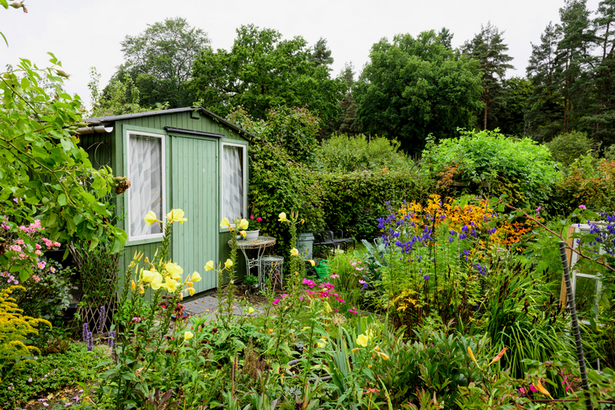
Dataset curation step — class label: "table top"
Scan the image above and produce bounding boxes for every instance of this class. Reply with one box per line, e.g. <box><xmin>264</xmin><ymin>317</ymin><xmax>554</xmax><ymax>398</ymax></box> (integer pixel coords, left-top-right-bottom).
<box><xmin>228</xmin><ymin>236</ymin><xmax>276</xmax><ymax>249</ymax></box>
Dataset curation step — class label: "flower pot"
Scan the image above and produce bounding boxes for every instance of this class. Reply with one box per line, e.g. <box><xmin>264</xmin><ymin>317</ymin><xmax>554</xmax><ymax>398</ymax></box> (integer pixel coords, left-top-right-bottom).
<box><xmin>297</xmin><ymin>232</ymin><xmax>315</xmax><ymax>259</ymax></box>
<box><xmin>244</xmin><ymin>230</ymin><xmax>259</xmax><ymax>241</ymax></box>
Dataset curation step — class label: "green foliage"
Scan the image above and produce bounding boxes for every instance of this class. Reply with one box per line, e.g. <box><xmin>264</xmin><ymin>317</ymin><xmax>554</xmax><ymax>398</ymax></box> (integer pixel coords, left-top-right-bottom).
<box><xmin>547</xmin><ymin>130</ymin><xmax>594</xmax><ymax>166</ymax></box>
<box><xmin>191</xmin><ymin>24</ymin><xmax>346</xmax><ymax>124</ymax></box>
<box><xmin>0</xmin><ymin>285</ymin><xmax>51</xmax><ymax>381</ymax></box>
<box><xmin>491</xmin><ymin>76</ymin><xmax>534</xmax><ymax>137</ymax></box>
<box><xmin>87</xmin><ymin>67</ymin><xmax>169</xmax><ymax>117</ymax></box>
<box><xmin>462</xmin><ymin>22</ymin><xmax>514</xmax><ymax>131</ymax></box>
<box><xmin>113</xmin><ymin>17</ymin><xmax>210</xmax><ymax>109</ymax></box>
<box><xmin>552</xmin><ymin>154</ymin><xmax>615</xmax><ymax>213</ymax></box>
<box><xmin>0</xmin><ymin>57</ymin><xmax>127</xmax><ymax>280</ymax></box>
<box><xmin>422</xmin><ymin>129</ymin><xmax>560</xmax><ymax>207</ymax></box>
<box><xmin>0</xmin><ymin>342</ymin><xmax>109</xmax><ymax>409</ymax></box>
<box><xmin>315</xmin><ymin>133</ymin><xmax>412</xmax><ymax>172</ymax></box>
<box><xmin>354</xmin><ymin>30</ymin><xmax>484</xmax><ymax>154</ymax></box>
<box><xmin>247</xmin><ymin>139</ymin><xmax>324</xmax><ymax>253</ymax></box>
<box><xmin>13</xmin><ymin>259</ymin><xmax>75</xmax><ymax>327</ymax></box>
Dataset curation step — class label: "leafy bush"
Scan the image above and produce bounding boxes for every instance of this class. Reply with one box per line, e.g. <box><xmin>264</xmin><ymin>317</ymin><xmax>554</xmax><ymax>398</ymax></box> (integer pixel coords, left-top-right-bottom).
<box><xmin>546</xmin><ymin>130</ymin><xmax>594</xmax><ymax>166</ymax></box>
<box><xmin>315</xmin><ymin>133</ymin><xmax>413</xmax><ymax>172</ymax></box>
<box><xmin>552</xmin><ymin>154</ymin><xmax>615</xmax><ymax>214</ymax></box>
<box><xmin>0</xmin><ymin>342</ymin><xmax>109</xmax><ymax>409</ymax></box>
<box><xmin>319</xmin><ymin>169</ymin><xmax>431</xmax><ymax>240</ymax></box>
<box><xmin>422</xmin><ymin>129</ymin><xmax>560</xmax><ymax>207</ymax></box>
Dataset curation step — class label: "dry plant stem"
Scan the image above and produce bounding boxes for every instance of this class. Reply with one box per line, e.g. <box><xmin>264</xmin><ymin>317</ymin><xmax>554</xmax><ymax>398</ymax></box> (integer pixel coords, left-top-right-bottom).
<box><xmin>505</xmin><ymin>203</ymin><xmax>615</xmax><ymax>275</ymax></box>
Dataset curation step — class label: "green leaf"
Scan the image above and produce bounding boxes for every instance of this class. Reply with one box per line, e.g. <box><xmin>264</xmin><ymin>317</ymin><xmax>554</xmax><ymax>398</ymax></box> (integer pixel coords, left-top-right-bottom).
<box><xmin>58</xmin><ymin>193</ymin><xmax>67</xmax><ymax>206</ymax></box>
<box><xmin>88</xmin><ymin>236</ymin><xmax>99</xmax><ymax>251</ymax></box>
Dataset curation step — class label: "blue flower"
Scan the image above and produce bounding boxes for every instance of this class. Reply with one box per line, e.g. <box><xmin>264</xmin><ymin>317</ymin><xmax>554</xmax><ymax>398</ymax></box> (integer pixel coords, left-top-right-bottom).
<box><xmin>424</xmin><ymin>275</ymin><xmax>430</xmax><ymax>281</ymax></box>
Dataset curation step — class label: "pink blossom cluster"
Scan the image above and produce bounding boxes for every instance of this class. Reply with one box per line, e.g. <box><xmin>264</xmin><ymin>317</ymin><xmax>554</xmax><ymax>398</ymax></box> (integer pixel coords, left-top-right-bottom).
<box><xmin>19</xmin><ymin>219</ymin><xmax>42</xmax><ymax>234</ymax></box>
<box><xmin>350</xmin><ymin>259</ymin><xmax>364</xmax><ymax>271</ymax></box>
<box><xmin>42</xmin><ymin>237</ymin><xmax>61</xmax><ymax>249</ymax></box>
<box><xmin>1</xmin><ymin>272</ymin><xmax>19</xmax><ymax>285</ymax></box>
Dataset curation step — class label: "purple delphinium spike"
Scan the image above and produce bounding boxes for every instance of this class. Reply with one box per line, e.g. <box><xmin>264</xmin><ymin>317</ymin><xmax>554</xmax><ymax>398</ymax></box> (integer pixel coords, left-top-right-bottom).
<box><xmin>98</xmin><ymin>305</ymin><xmax>106</xmax><ymax>334</ymax></box>
<box><xmin>86</xmin><ymin>331</ymin><xmax>93</xmax><ymax>351</ymax></box>
<box><xmin>82</xmin><ymin>323</ymin><xmax>89</xmax><ymax>342</ymax></box>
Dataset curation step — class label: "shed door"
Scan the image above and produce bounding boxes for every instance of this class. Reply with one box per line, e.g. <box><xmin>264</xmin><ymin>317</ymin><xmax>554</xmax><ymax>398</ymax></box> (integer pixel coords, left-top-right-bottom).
<box><xmin>170</xmin><ymin>135</ymin><xmax>218</xmax><ymax>293</ymax></box>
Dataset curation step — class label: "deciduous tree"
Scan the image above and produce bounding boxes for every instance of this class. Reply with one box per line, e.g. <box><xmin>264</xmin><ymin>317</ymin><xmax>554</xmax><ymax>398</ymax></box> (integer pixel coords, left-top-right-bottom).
<box><xmin>354</xmin><ymin>30</ymin><xmax>483</xmax><ymax>154</ymax></box>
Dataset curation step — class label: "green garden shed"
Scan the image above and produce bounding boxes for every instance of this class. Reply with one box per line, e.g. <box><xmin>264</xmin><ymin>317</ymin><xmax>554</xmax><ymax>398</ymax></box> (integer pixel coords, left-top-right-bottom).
<box><xmin>79</xmin><ymin>107</ymin><xmax>252</xmax><ymax>294</ymax></box>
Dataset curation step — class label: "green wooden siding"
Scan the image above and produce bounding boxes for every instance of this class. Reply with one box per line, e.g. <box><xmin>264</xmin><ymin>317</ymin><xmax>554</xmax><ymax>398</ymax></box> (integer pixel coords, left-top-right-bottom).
<box><xmin>169</xmin><ymin>134</ymin><xmax>219</xmax><ymax>292</ymax></box>
<box><xmin>79</xmin><ymin>109</ymin><xmax>249</xmax><ymax>295</ymax></box>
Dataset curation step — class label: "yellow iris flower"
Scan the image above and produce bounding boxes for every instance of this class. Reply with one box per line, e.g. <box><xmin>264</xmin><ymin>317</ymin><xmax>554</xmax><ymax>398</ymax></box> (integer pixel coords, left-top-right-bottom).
<box><xmin>144</xmin><ymin>211</ymin><xmax>158</xmax><ymax>226</ymax></box>
<box><xmin>205</xmin><ymin>260</ymin><xmax>215</xmax><ymax>271</ymax></box>
<box><xmin>166</xmin><ymin>209</ymin><xmax>187</xmax><ymax>224</ymax></box>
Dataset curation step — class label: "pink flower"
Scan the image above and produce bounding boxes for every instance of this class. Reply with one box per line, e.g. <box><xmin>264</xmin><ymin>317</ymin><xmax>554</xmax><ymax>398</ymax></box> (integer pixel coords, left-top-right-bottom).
<box><xmin>358</xmin><ymin>280</ymin><xmax>366</xmax><ymax>284</ymax></box>
<box><xmin>536</xmin><ymin>206</ymin><xmax>541</xmax><ymax>212</ymax></box>
<box><xmin>35</xmin><ymin>250</ymin><xmax>42</xmax><ymax>255</ymax></box>
<box><xmin>529</xmin><ymin>384</ymin><xmax>537</xmax><ymax>393</ymax></box>
<box><xmin>331</xmin><ymin>274</ymin><xmax>339</xmax><ymax>279</ymax></box>
<box><xmin>349</xmin><ymin>307</ymin><xmax>358</xmax><ymax>314</ymax></box>
<box><xmin>38</xmin><ymin>261</ymin><xmax>46</xmax><ymax>269</ymax></box>
<box><xmin>579</xmin><ymin>204</ymin><xmax>586</xmax><ymax>210</ymax></box>
<box><xmin>250</xmin><ymin>215</ymin><xmax>255</xmax><ymax>219</ymax></box>
<box><xmin>256</xmin><ymin>217</ymin><xmax>263</xmax><ymax>222</ymax></box>
<box><xmin>272</xmin><ymin>298</ymin><xmax>280</xmax><ymax>305</ymax></box>
<box><xmin>519</xmin><ymin>388</ymin><xmax>525</xmax><ymax>394</ymax></box>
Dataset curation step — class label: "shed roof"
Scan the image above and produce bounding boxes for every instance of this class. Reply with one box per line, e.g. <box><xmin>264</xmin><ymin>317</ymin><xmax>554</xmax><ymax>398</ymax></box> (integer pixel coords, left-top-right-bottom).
<box><xmin>85</xmin><ymin>106</ymin><xmax>254</xmax><ymax>140</ymax></box>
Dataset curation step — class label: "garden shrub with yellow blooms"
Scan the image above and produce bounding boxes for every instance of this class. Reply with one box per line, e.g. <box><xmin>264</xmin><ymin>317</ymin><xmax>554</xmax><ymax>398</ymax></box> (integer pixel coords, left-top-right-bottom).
<box><xmin>0</xmin><ymin>284</ymin><xmax>51</xmax><ymax>381</ymax></box>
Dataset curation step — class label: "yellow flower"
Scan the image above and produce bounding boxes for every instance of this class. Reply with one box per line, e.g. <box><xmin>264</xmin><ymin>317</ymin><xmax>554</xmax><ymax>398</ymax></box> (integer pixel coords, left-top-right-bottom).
<box><xmin>166</xmin><ymin>209</ymin><xmax>187</xmax><ymax>224</ymax></box>
<box><xmin>220</xmin><ymin>218</ymin><xmax>231</xmax><ymax>228</ymax></box>
<box><xmin>138</xmin><ymin>284</ymin><xmax>145</xmax><ymax>294</ymax></box>
<box><xmin>144</xmin><ymin>211</ymin><xmax>158</xmax><ymax>226</ymax></box>
<box><xmin>165</xmin><ymin>262</ymin><xmax>184</xmax><ymax>280</ymax></box>
<box><xmin>378</xmin><ymin>351</ymin><xmax>389</xmax><ymax>360</ymax></box>
<box><xmin>240</xmin><ymin>230</ymin><xmax>247</xmax><ymax>238</ymax></box>
<box><xmin>188</xmin><ymin>287</ymin><xmax>195</xmax><ymax>296</ymax></box>
<box><xmin>290</xmin><ymin>248</ymin><xmax>299</xmax><ymax>257</ymax></box>
<box><xmin>278</xmin><ymin>212</ymin><xmax>288</xmax><ymax>222</ymax></box>
<box><xmin>224</xmin><ymin>259</ymin><xmax>233</xmax><ymax>270</ymax></box>
<box><xmin>356</xmin><ymin>333</ymin><xmax>369</xmax><ymax>347</ymax></box>
<box><xmin>130</xmin><ymin>280</ymin><xmax>136</xmax><ymax>291</ymax></box>
<box><xmin>308</xmin><ymin>260</ymin><xmax>315</xmax><ymax>267</ymax></box>
<box><xmin>150</xmin><ymin>273</ymin><xmax>163</xmax><ymax>290</ymax></box>
<box><xmin>190</xmin><ymin>271</ymin><xmax>201</xmax><ymax>283</ymax></box>
<box><xmin>205</xmin><ymin>260</ymin><xmax>215</xmax><ymax>271</ymax></box>
<box><xmin>239</xmin><ymin>218</ymin><xmax>249</xmax><ymax>230</ymax></box>
<box><xmin>162</xmin><ymin>278</ymin><xmax>178</xmax><ymax>293</ymax></box>
<box><xmin>323</xmin><ymin>301</ymin><xmax>332</xmax><ymax>314</ymax></box>
<box><xmin>141</xmin><ymin>269</ymin><xmax>155</xmax><ymax>282</ymax></box>
<box><xmin>184</xmin><ymin>331</ymin><xmax>194</xmax><ymax>340</ymax></box>
<box><xmin>316</xmin><ymin>339</ymin><xmax>326</xmax><ymax>349</ymax></box>
<box><xmin>245</xmin><ymin>307</ymin><xmax>255</xmax><ymax>315</ymax></box>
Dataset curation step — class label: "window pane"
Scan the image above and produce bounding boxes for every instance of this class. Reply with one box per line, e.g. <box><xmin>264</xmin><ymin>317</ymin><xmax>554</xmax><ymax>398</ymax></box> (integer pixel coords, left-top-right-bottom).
<box><xmin>222</xmin><ymin>145</ymin><xmax>244</xmax><ymax>223</ymax></box>
<box><xmin>129</xmin><ymin>134</ymin><xmax>163</xmax><ymax>237</ymax></box>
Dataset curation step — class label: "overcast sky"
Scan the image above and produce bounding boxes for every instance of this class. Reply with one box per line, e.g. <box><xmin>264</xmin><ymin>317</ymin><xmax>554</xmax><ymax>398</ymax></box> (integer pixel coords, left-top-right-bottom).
<box><xmin>1</xmin><ymin>0</ymin><xmax>603</xmax><ymax>110</ymax></box>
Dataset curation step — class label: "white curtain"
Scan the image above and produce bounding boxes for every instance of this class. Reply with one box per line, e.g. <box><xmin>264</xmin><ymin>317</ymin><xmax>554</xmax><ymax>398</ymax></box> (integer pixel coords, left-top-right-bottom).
<box><xmin>129</xmin><ymin>135</ymin><xmax>163</xmax><ymax>237</ymax></box>
<box><xmin>222</xmin><ymin>145</ymin><xmax>244</xmax><ymax>222</ymax></box>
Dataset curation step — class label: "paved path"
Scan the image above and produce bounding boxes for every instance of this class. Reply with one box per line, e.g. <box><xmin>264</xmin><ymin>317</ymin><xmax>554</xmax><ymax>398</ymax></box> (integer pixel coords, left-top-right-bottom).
<box><xmin>183</xmin><ymin>292</ymin><xmax>264</xmax><ymax>321</ymax></box>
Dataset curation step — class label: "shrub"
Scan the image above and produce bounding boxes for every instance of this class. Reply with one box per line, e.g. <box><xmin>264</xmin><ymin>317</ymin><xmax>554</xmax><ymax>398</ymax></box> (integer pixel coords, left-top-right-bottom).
<box><xmin>552</xmin><ymin>154</ymin><xmax>615</xmax><ymax>214</ymax></box>
<box><xmin>315</xmin><ymin>133</ymin><xmax>413</xmax><ymax>172</ymax></box>
<box><xmin>546</xmin><ymin>130</ymin><xmax>594</xmax><ymax>166</ymax></box>
<box><xmin>422</xmin><ymin>129</ymin><xmax>560</xmax><ymax>208</ymax></box>
<box><xmin>0</xmin><ymin>285</ymin><xmax>51</xmax><ymax>380</ymax></box>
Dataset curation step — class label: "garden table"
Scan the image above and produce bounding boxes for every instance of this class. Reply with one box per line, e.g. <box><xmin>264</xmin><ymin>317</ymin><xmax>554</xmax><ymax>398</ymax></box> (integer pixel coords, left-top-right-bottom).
<box><xmin>228</xmin><ymin>236</ymin><xmax>276</xmax><ymax>281</ymax></box>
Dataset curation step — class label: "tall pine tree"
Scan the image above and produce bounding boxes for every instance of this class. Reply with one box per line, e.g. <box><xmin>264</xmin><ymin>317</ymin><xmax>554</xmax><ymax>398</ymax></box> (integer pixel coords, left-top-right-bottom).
<box><xmin>462</xmin><ymin>22</ymin><xmax>514</xmax><ymax>130</ymax></box>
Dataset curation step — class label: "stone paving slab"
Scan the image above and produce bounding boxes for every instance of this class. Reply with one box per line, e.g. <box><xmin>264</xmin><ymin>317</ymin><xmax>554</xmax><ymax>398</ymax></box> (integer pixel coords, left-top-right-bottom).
<box><xmin>183</xmin><ymin>293</ymin><xmax>264</xmax><ymax>322</ymax></box>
